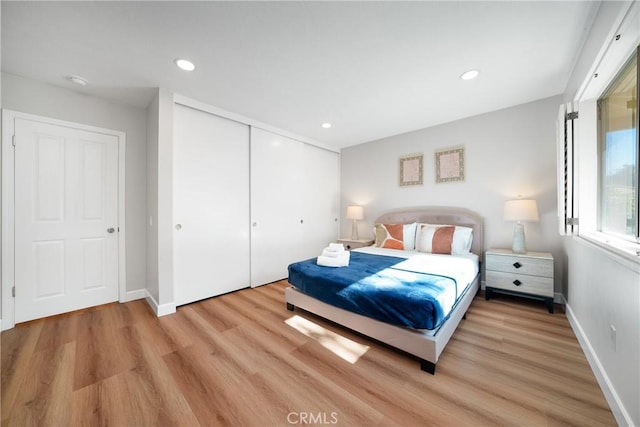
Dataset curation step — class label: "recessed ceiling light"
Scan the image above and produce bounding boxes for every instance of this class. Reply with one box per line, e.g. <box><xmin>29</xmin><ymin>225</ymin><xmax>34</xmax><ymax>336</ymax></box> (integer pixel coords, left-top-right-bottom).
<box><xmin>321</xmin><ymin>123</ymin><xmax>332</xmax><ymax>129</ymax></box>
<box><xmin>174</xmin><ymin>59</ymin><xmax>195</xmax><ymax>71</ymax></box>
<box><xmin>460</xmin><ymin>69</ymin><xmax>480</xmax><ymax>80</ymax></box>
<box><xmin>66</xmin><ymin>75</ymin><xmax>88</xmax><ymax>86</ymax></box>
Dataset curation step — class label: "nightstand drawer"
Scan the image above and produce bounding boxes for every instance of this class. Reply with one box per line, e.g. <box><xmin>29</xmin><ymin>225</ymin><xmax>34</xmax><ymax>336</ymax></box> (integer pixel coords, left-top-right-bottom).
<box><xmin>486</xmin><ymin>271</ymin><xmax>553</xmax><ymax>297</ymax></box>
<box><xmin>485</xmin><ymin>253</ymin><xmax>552</xmax><ymax>278</ymax></box>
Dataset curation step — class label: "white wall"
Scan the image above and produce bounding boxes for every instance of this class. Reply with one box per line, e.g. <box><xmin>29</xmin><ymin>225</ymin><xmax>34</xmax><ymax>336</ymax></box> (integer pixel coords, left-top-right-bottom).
<box><xmin>565</xmin><ymin>239</ymin><xmax>639</xmax><ymax>425</ymax></box>
<box><xmin>559</xmin><ymin>2</ymin><xmax>640</xmax><ymax>425</ymax></box>
<box><xmin>157</xmin><ymin>90</ymin><xmax>174</xmax><ymax>309</ymax></box>
<box><xmin>1</xmin><ymin>73</ymin><xmax>148</xmax><ymax>294</ymax></box>
<box><xmin>341</xmin><ymin>95</ymin><xmax>565</xmax><ymax>293</ymax></box>
<box><xmin>146</xmin><ymin>91</ymin><xmax>160</xmax><ymax>302</ymax></box>
<box><xmin>144</xmin><ymin>89</ymin><xmax>175</xmax><ymax>315</ymax></box>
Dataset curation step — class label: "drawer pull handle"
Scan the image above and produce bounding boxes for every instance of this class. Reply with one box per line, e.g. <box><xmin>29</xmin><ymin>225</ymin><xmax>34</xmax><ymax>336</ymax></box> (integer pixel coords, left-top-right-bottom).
<box><xmin>513</xmin><ymin>279</ymin><xmax>522</xmax><ymax>286</ymax></box>
<box><xmin>513</xmin><ymin>262</ymin><xmax>522</xmax><ymax>269</ymax></box>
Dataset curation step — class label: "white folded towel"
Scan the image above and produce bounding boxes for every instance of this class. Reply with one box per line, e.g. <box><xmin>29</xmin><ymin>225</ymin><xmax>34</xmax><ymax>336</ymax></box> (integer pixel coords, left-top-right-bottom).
<box><xmin>317</xmin><ymin>251</ymin><xmax>350</xmax><ymax>267</ymax></box>
<box><xmin>327</xmin><ymin>243</ymin><xmax>345</xmax><ymax>252</ymax></box>
<box><xmin>321</xmin><ymin>248</ymin><xmax>342</xmax><ymax>257</ymax></box>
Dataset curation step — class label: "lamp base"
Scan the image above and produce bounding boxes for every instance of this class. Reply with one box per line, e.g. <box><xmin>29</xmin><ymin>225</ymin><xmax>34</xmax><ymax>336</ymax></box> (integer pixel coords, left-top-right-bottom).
<box><xmin>512</xmin><ymin>223</ymin><xmax>526</xmax><ymax>254</ymax></box>
<box><xmin>351</xmin><ymin>220</ymin><xmax>359</xmax><ymax>240</ymax></box>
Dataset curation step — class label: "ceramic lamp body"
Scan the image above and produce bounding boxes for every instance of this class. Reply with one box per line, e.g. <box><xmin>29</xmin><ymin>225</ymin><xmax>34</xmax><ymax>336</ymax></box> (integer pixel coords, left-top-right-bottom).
<box><xmin>512</xmin><ymin>222</ymin><xmax>527</xmax><ymax>253</ymax></box>
<box><xmin>504</xmin><ymin>199</ymin><xmax>538</xmax><ymax>254</ymax></box>
<box><xmin>351</xmin><ymin>220</ymin><xmax>359</xmax><ymax>240</ymax></box>
<box><xmin>346</xmin><ymin>205</ymin><xmax>364</xmax><ymax>240</ymax></box>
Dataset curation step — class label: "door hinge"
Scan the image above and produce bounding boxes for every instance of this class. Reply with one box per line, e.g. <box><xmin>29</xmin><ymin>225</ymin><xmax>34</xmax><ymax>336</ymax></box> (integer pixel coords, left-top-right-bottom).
<box><xmin>12</xmin><ymin>135</ymin><xmax>16</xmax><ymax>147</ymax></box>
<box><xmin>12</xmin><ymin>286</ymin><xmax>15</xmax><ymax>298</ymax></box>
<box><xmin>566</xmin><ymin>218</ymin><xmax>579</xmax><ymax>226</ymax></box>
<box><xmin>566</xmin><ymin>112</ymin><xmax>579</xmax><ymax>121</ymax></box>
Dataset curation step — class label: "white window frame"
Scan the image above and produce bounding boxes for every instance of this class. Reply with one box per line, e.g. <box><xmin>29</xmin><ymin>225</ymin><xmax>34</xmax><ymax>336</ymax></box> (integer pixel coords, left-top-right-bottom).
<box><xmin>563</xmin><ymin>1</ymin><xmax>640</xmax><ymax>271</ymax></box>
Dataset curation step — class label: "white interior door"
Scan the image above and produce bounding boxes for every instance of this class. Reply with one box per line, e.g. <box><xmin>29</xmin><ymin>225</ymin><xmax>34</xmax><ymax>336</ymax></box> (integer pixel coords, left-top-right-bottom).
<box><xmin>14</xmin><ymin>118</ymin><xmax>119</xmax><ymax>323</ymax></box>
<box><xmin>250</xmin><ymin>127</ymin><xmax>305</xmax><ymax>287</ymax></box>
<box><xmin>173</xmin><ymin>105</ymin><xmax>250</xmax><ymax>306</ymax></box>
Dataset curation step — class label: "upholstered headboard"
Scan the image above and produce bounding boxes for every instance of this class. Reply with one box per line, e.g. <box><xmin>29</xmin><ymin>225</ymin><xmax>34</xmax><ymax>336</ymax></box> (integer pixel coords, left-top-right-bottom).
<box><xmin>374</xmin><ymin>206</ymin><xmax>484</xmax><ymax>258</ymax></box>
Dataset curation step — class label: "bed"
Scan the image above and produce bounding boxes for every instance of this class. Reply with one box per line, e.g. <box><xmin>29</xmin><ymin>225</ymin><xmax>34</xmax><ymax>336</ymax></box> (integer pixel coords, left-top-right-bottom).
<box><xmin>285</xmin><ymin>207</ymin><xmax>483</xmax><ymax>374</ymax></box>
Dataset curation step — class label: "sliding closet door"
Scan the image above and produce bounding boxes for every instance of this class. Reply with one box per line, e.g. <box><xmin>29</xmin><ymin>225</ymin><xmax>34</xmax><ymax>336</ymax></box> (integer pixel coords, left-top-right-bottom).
<box><xmin>299</xmin><ymin>144</ymin><xmax>339</xmax><ymax>259</ymax></box>
<box><xmin>250</xmin><ymin>128</ymin><xmax>305</xmax><ymax>287</ymax></box>
<box><xmin>173</xmin><ymin>105</ymin><xmax>250</xmax><ymax>305</ymax></box>
<box><xmin>250</xmin><ymin>128</ymin><xmax>339</xmax><ymax>287</ymax></box>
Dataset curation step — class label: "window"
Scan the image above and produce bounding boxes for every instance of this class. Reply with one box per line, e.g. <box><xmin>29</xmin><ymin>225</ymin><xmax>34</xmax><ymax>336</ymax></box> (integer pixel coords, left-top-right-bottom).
<box><xmin>597</xmin><ymin>46</ymin><xmax>639</xmax><ymax>243</ymax></box>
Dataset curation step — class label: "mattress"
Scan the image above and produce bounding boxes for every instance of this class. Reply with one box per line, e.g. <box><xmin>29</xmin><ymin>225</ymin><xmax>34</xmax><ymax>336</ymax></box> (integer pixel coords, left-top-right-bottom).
<box><xmin>287</xmin><ymin>248</ymin><xmax>479</xmax><ymax>330</ymax></box>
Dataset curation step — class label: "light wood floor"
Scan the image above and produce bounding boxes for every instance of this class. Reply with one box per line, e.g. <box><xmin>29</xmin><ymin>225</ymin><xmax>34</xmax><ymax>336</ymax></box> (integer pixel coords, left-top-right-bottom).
<box><xmin>2</xmin><ymin>281</ymin><xmax>615</xmax><ymax>426</ymax></box>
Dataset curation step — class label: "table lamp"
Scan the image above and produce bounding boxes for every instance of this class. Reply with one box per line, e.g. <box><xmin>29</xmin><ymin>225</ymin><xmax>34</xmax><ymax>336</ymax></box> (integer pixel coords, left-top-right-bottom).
<box><xmin>504</xmin><ymin>199</ymin><xmax>539</xmax><ymax>254</ymax></box>
<box><xmin>346</xmin><ymin>205</ymin><xmax>364</xmax><ymax>240</ymax></box>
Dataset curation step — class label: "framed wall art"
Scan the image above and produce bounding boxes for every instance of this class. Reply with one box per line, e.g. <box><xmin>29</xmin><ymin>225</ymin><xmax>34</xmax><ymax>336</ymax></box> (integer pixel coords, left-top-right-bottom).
<box><xmin>435</xmin><ymin>146</ymin><xmax>465</xmax><ymax>183</ymax></box>
<box><xmin>399</xmin><ymin>153</ymin><xmax>423</xmax><ymax>186</ymax></box>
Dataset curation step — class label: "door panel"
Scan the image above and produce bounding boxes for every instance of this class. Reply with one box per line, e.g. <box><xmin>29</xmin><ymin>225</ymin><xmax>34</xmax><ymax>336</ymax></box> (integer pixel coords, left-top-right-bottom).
<box><xmin>301</xmin><ymin>144</ymin><xmax>339</xmax><ymax>259</ymax></box>
<box><xmin>250</xmin><ymin>128</ymin><xmax>305</xmax><ymax>287</ymax></box>
<box><xmin>250</xmin><ymin>128</ymin><xmax>339</xmax><ymax>287</ymax></box>
<box><xmin>14</xmin><ymin>118</ymin><xmax>119</xmax><ymax>323</ymax></box>
<box><xmin>173</xmin><ymin>105</ymin><xmax>250</xmax><ymax>306</ymax></box>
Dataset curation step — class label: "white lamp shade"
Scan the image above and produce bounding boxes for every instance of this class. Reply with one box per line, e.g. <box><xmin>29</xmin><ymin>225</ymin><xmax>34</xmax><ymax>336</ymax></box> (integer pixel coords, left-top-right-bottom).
<box><xmin>346</xmin><ymin>205</ymin><xmax>364</xmax><ymax>220</ymax></box>
<box><xmin>504</xmin><ymin>199</ymin><xmax>539</xmax><ymax>222</ymax></box>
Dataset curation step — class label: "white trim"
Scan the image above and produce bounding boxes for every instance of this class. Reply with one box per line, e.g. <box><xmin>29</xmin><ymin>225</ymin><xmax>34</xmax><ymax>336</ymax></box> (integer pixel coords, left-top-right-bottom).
<box><xmin>2</xmin><ymin>111</ymin><xmax>17</xmax><ymax>330</ymax></box>
<box><xmin>118</xmin><ymin>126</ymin><xmax>128</xmax><ymax>303</ymax></box>
<box><xmin>123</xmin><ymin>289</ymin><xmax>146</xmax><ymax>303</ymax></box>
<box><xmin>173</xmin><ymin>94</ymin><xmax>339</xmax><ymax>154</ymax></box>
<box><xmin>144</xmin><ymin>290</ymin><xmax>176</xmax><ymax>317</ymax></box>
<box><xmin>565</xmin><ymin>303</ymin><xmax>634</xmax><ymax>427</ymax></box>
<box><xmin>574</xmin><ymin>1</ymin><xmax>638</xmax><ymax>102</ymax></box>
<box><xmin>1</xmin><ymin>109</ymin><xmax>127</xmax><ymax>329</ymax></box>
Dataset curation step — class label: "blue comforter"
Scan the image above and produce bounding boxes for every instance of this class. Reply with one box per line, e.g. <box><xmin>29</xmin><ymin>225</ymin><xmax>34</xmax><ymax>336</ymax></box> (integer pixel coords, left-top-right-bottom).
<box><xmin>287</xmin><ymin>251</ymin><xmax>459</xmax><ymax>330</ymax></box>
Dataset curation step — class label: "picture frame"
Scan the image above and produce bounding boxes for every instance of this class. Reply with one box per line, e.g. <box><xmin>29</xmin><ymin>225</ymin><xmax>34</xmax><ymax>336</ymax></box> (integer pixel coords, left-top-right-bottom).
<box><xmin>399</xmin><ymin>153</ymin><xmax>423</xmax><ymax>186</ymax></box>
<box><xmin>435</xmin><ymin>146</ymin><xmax>465</xmax><ymax>183</ymax></box>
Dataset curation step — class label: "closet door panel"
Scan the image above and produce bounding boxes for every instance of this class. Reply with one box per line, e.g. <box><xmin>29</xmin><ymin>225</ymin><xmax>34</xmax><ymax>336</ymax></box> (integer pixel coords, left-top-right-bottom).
<box><xmin>250</xmin><ymin>128</ymin><xmax>304</xmax><ymax>287</ymax></box>
<box><xmin>173</xmin><ymin>105</ymin><xmax>249</xmax><ymax>305</ymax></box>
<box><xmin>300</xmin><ymin>144</ymin><xmax>339</xmax><ymax>259</ymax></box>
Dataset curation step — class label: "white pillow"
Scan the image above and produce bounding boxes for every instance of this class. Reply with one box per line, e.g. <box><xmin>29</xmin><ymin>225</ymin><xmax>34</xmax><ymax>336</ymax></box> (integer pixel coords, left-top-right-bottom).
<box><xmin>416</xmin><ymin>223</ymin><xmax>473</xmax><ymax>255</ymax></box>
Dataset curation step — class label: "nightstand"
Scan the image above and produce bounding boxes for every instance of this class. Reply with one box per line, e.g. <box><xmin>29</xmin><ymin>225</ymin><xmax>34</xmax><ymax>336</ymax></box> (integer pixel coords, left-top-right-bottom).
<box><xmin>485</xmin><ymin>248</ymin><xmax>554</xmax><ymax>313</ymax></box>
<box><xmin>336</xmin><ymin>238</ymin><xmax>374</xmax><ymax>251</ymax></box>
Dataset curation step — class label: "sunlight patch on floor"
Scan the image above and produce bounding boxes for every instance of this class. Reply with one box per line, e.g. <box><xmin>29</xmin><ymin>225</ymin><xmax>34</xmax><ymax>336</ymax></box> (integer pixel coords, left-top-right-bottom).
<box><xmin>285</xmin><ymin>315</ymin><xmax>369</xmax><ymax>364</ymax></box>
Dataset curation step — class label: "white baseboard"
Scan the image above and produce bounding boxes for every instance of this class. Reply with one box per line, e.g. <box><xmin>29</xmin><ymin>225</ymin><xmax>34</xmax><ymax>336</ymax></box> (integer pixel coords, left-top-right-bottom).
<box><xmin>144</xmin><ymin>290</ymin><xmax>176</xmax><ymax>317</ymax></box>
<box><xmin>565</xmin><ymin>303</ymin><xmax>633</xmax><ymax>427</ymax></box>
<box><xmin>121</xmin><ymin>288</ymin><xmax>146</xmax><ymax>303</ymax></box>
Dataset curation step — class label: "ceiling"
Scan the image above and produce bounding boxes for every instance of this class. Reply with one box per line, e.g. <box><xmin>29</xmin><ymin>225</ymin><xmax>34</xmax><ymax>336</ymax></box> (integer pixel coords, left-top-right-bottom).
<box><xmin>1</xmin><ymin>1</ymin><xmax>598</xmax><ymax>149</ymax></box>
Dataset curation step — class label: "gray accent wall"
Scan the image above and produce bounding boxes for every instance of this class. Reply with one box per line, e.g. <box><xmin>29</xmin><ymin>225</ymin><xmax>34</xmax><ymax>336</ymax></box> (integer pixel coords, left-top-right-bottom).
<box><xmin>340</xmin><ymin>95</ymin><xmax>565</xmax><ymax>290</ymax></box>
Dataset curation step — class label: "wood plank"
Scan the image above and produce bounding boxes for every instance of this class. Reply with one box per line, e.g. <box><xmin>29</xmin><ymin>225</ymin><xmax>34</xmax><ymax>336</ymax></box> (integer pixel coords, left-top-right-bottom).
<box><xmin>0</xmin><ymin>281</ymin><xmax>616</xmax><ymax>426</ymax></box>
<box><xmin>1</xmin><ymin>320</ymin><xmax>44</xmax><ymax>420</ymax></box>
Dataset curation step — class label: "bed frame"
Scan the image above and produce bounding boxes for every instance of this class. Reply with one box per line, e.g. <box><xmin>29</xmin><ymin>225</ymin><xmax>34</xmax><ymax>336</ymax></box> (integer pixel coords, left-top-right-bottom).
<box><xmin>285</xmin><ymin>207</ymin><xmax>484</xmax><ymax>374</ymax></box>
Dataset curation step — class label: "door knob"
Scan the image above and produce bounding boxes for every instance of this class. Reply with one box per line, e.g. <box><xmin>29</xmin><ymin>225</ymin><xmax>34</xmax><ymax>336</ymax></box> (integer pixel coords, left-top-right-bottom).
<box><xmin>107</xmin><ymin>228</ymin><xmax>115</xmax><ymax>234</ymax></box>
